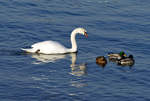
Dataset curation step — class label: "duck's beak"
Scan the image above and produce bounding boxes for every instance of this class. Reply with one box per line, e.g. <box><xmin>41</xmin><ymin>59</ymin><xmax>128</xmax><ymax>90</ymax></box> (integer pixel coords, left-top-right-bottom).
<box><xmin>84</xmin><ymin>32</ymin><xmax>88</xmax><ymax>38</ymax></box>
<box><xmin>124</xmin><ymin>54</ymin><xmax>127</xmax><ymax>57</ymax></box>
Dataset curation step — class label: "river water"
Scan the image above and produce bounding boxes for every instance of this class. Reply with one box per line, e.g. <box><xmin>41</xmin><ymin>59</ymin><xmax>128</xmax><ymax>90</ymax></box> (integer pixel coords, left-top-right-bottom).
<box><xmin>0</xmin><ymin>0</ymin><xmax>150</xmax><ymax>101</ymax></box>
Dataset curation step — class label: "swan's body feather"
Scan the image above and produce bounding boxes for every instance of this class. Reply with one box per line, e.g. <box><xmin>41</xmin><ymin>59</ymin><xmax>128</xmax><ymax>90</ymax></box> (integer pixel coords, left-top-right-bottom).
<box><xmin>21</xmin><ymin>28</ymin><xmax>87</xmax><ymax>54</ymax></box>
<box><xmin>22</xmin><ymin>41</ymin><xmax>69</xmax><ymax>54</ymax></box>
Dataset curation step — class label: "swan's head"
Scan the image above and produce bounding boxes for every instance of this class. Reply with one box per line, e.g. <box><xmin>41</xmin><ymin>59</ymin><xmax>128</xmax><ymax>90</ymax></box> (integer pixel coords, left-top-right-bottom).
<box><xmin>73</xmin><ymin>28</ymin><xmax>88</xmax><ymax>38</ymax></box>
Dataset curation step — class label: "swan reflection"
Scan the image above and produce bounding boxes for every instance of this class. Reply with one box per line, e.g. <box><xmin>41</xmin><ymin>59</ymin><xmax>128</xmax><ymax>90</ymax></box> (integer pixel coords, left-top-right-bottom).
<box><xmin>30</xmin><ymin>53</ymin><xmax>87</xmax><ymax>77</ymax></box>
<box><xmin>69</xmin><ymin>53</ymin><xmax>87</xmax><ymax>76</ymax></box>
<box><xmin>31</xmin><ymin>53</ymin><xmax>66</xmax><ymax>64</ymax></box>
<box><xmin>30</xmin><ymin>53</ymin><xmax>87</xmax><ymax>88</ymax></box>
<box><xmin>70</xmin><ymin>80</ymin><xmax>88</xmax><ymax>88</ymax></box>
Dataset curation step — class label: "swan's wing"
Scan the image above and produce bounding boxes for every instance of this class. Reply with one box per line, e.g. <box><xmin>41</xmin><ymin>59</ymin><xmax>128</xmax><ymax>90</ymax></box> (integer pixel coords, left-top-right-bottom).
<box><xmin>31</xmin><ymin>40</ymin><xmax>68</xmax><ymax>54</ymax></box>
<box><xmin>31</xmin><ymin>40</ymin><xmax>66</xmax><ymax>49</ymax></box>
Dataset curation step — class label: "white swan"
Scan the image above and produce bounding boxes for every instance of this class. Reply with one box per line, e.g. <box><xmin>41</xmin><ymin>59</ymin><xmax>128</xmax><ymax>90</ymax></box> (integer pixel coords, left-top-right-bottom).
<box><xmin>21</xmin><ymin>28</ymin><xmax>88</xmax><ymax>54</ymax></box>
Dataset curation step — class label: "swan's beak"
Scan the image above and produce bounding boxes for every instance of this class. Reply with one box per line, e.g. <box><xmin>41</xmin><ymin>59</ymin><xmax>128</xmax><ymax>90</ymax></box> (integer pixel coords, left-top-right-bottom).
<box><xmin>84</xmin><ymin>32</ymin><xmax>88</xmax><ymax>38</ymax></box>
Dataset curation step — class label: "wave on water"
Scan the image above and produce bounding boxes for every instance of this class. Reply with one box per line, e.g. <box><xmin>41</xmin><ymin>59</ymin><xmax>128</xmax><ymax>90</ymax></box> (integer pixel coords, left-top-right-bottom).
<box><xmin>85</xmin><ymin>0</ymin><xmax>118</xmax><ymax>3</ymax></box>
<box><xmin>0</xmin><ymin>49</ymin><xmax>26</xmax><ymax>56</ymax></box>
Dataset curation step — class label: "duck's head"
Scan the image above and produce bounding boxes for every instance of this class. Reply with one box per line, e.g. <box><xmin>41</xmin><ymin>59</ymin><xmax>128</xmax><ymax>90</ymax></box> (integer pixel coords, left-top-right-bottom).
<box><xmin>129</xmin><ymin>55</ymin><xmax>133</xmax><ymax>59</ymax></box>
<box><xmin>119</xmin><ymin>51</ymin><xmax>126</xmax><ymax>57</ymax></box>
<box><xmin>73</xmin><ymin>28</ymin><xmax>88</xmax><ymax>38</ymax></box>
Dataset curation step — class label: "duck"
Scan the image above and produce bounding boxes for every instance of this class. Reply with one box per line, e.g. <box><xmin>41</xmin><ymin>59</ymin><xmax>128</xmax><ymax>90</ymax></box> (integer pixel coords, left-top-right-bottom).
<box><xmin>108</xmin><ymin>51</ymin><xmax>126</xmax><ymax>61</ymax></box>
<box><xmin>21</xmin><ymin>28</ymin><xmax>88</xmax><ymax>54</ymax></box>
<box><xmin>117</xmin><ymin>55</ymin><xmax>134</xmax><ymax>66</ymax></box>
<box><xmin>96</xmin><ymin>56</ymin><xmax>107</xmax><ymax>67</ymax></box>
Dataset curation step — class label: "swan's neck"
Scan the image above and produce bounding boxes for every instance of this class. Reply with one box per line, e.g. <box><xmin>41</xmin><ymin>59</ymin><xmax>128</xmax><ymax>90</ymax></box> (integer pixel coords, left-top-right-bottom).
<box><xmin>70</xmin><ymin>30</ymin><xmax>77</xmax><ymax>52</ymax></box>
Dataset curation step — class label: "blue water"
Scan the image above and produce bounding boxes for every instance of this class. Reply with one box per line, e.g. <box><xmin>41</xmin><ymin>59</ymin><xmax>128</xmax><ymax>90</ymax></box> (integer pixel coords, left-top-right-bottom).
<box><xmin>0</xmin><ymin>0</ymin><xmax>150</xmax><ymax>100</ymax></box>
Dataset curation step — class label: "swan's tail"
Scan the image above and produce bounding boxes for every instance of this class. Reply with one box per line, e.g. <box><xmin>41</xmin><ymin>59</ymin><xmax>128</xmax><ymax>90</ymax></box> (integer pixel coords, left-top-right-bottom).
<box><xmin>21</xmin><ymin>48</ymin><xmax>36</xmax><ymax>53</ymax></box>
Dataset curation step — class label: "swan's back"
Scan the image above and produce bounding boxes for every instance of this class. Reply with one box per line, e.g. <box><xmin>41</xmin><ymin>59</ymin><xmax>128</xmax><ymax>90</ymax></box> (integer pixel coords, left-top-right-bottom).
<box><xmin>32</xmin><ymin>41</ymin><xmax>68</xmax><ymax>54</ymax></box>
<box><xmin>21</xmin><ymin>28</ymin><xmax>87</xmax><ymax>54</ymax></box>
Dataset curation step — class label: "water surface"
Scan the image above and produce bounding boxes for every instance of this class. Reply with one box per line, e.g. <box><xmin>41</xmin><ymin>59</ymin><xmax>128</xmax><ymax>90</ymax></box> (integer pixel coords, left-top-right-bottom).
<box><xmin>0</xmin><ymin>0</ymin><xmax>150</xmax><ymax>101</ymax></box>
